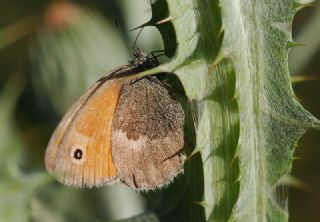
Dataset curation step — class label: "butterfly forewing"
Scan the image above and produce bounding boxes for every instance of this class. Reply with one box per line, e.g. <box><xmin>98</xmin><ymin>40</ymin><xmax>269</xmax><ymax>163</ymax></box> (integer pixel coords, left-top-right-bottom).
<box><xmin>45</xmin><ymin>73</ymin><xmax>131</xmax><ymax>188</ymax></box>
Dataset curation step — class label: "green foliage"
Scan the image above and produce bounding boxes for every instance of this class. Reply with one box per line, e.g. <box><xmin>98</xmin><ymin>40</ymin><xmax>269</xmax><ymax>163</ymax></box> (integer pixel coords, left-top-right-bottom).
<box><xmin>139</xmin><ymin>0</ymin><xmax>320</xmax><ymax>221</ymax></box>
<box><xmin>0</xmin><ymin>76</ymin><xmax>51</xmax><ymax>222</ymax></box>
<box><xmin>30</xmin><ymin>6</ymin><xmax>129</xmax><ymax>114</ymax></box>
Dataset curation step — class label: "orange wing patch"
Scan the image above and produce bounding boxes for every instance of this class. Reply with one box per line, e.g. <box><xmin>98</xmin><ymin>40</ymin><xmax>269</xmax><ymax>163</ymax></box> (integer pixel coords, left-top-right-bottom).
<box><xmin>45</xmin><ymin>77</ymin><xmax>131</xmax><ymax>188</ymax></box>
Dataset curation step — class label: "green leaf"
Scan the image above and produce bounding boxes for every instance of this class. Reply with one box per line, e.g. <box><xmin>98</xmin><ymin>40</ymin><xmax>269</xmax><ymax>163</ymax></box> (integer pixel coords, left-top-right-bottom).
<box><xmin>108</xmin><ymin>213</ymin><xmax>159</xmax><ymax>222</ymax></box>
<box><xmin>0</xmin><ymin>76</ymin><xmax>51</xmax><ymax>222</ymax></box>
<box><xmin>136</xmin><ymin>0</ymin><xmax>320</xmax><ymax>221</ymax></box>
<box><xmin>30</xmin><ymin>4</ymin><xmax>129</xmax><ymax>114</ymax></box>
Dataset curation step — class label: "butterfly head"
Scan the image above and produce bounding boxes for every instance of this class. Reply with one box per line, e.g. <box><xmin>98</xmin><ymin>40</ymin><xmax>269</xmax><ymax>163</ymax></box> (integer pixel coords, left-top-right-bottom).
<box><xmin>130</xmin><ymin>48</ymin><xmax>158</xmax><ymax>69</ymax></box>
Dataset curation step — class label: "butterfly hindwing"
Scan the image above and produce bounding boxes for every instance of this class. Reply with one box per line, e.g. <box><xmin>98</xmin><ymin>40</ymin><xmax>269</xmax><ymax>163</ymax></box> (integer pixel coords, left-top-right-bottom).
<box><xmin>112</xmin><ymin>77</ymin><xmax>186</xmax><ymax>190</ymax></box>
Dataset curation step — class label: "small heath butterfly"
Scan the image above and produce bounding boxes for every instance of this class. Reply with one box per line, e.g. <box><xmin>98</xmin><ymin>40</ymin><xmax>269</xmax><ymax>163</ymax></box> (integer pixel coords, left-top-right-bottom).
<box><xmin>45</xmin><ymin>49</ymin><xmax>186</xmax><ymax>190</ymax></box>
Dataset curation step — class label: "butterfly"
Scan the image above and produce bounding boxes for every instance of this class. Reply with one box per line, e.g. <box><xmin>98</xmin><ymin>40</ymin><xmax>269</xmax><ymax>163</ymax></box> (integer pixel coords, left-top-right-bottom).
<box><xmin>45</xmin><ymin>48</ymin><xmax>186</xmax><ymax>190</ymax></box>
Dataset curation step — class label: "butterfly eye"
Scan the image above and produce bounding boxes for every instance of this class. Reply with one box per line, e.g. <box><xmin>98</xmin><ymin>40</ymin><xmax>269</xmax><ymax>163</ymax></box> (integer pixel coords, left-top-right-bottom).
<box><xmin>73</xmin><ymin>148</ymin><xmax>83</xmax><ymax>160</ymax></box>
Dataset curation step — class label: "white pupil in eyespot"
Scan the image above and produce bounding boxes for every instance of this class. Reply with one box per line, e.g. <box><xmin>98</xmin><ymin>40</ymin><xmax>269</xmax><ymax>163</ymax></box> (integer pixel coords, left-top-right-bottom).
<box><xmin>74</xmin><ymin>149</ymin><xmax>83</xmax><ymax>160</ymax></box>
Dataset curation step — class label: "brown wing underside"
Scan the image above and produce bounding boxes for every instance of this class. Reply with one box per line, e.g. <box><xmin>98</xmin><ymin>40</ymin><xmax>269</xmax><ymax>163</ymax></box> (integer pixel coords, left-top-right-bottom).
<box><xmin>112</xmin><ymin>77</ymin><xmax>186</xmax><ymax>190</ymax></box>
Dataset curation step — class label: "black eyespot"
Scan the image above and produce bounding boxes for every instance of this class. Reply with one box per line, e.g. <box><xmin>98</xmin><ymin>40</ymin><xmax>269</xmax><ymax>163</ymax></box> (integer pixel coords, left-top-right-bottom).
<box><xmin>74</xmin><ymin>149</ymin><xmax>83</xmax><ymax>160</ymax></box>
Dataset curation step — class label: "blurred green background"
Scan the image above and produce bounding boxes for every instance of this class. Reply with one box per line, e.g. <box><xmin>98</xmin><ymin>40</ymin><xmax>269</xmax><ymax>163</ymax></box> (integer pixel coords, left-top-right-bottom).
<box><xmin>0</xmin><ymin>0</ymin><xmax>319</xmax><ymax>221</ymax></box>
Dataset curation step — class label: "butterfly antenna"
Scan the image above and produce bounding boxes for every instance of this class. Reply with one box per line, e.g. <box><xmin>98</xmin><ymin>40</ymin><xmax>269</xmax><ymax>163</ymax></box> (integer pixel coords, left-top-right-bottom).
<box><xmin>114</xmin><ymin>20</ymin><xmax>132</xmax><ymax>54</ymax></box>
<box><xmin>132</xmin><ymin>26</ymin><xmax>144</xmax><ymax>51</ymax></box>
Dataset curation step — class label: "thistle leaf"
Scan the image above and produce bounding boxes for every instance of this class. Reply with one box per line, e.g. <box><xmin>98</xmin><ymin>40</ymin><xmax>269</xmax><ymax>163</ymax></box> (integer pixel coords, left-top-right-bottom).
<box><xmin>139</xmin><ymin>0</ymin><xmax>320</xmax><ymax>221</ymax></box>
